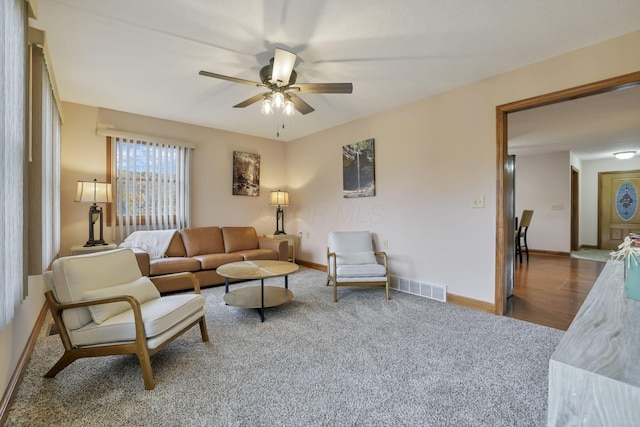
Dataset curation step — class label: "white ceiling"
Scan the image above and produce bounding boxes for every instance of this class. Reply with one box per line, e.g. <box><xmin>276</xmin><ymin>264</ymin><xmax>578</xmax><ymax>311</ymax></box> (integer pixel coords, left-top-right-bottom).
<box><xmin>31</xmin><ymin>0</ymin><xmax>640</xmax><ymax>144</ymax></box>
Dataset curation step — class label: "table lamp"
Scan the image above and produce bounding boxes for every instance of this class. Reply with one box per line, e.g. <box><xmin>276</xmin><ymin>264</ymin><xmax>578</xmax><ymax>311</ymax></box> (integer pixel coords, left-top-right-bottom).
<box><xmin>270</xmin><ymin>190</ymin><xmax>289</xmax><ymax>235</ymax></box>
<box><xmin>75</xmin><ymin>179</ymin><xmax>112</xmax><ymax>246</ymax></box>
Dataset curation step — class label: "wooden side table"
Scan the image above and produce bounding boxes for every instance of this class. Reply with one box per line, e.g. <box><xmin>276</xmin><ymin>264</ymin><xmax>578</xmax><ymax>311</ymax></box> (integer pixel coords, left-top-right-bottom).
<box><xmin>69</xmin><ymin>243</ymin><xmax>118</xmax><ymax>256</ymax></box>
<box><xmin>264</xmin><ymin>234</ymin><xmax>296</xmax><ymax>263</ymax></box>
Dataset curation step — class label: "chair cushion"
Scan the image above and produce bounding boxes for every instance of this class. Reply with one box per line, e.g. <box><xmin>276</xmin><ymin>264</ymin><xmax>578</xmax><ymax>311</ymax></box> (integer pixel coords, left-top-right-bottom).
<box><xmin>51</xmin><ymin>249</ymin><xmax>143</xmax><ymax>330</ymax></box>
<box><xmin>82</xmin><ymin>277</ymin><xmax>161</xmax><ymax>324</ymax></box>
<box><xmin>193</xmin><ymin>253</ymin><xmax>243</xmax><ymax>270</ymax></box>
<box><xmin>70</xmin><ymin>294</ymin><xmax>205</xmax><ymax>347</ymax></box>
<box><xmin>328</xmin><ymin>231</ymin><xmax>374</xmax><ymax>253</ymax></box>
<box><xmin>336</xmin><ymin>251</ymin><xmax>376</xmax><ymax>265</ymax></box>
<box><xmin>336</xmin><ymin>263</ymin><xmax>387</xmax><ymax>278</ymax></box>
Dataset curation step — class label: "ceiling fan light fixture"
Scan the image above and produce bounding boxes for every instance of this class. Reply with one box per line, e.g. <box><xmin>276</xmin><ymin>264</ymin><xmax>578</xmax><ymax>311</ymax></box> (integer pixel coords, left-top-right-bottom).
<box><xmin>283</xmin><ymin>99</ymin><xmax>295</xmax><ymax>116</ymax></box>
<box><xmin>614</xmin><ymin>151</ymin><xmax>636</xmax><ymax>160</ymax></box>
<box><xmin>261</xmin><ymin>98</ymin><xmax>274</xmax><ymax>115</ymax></box>
<box><xmin>272</xmin><ymin>91</ymin><xmax>285</xmax><ymax>109</ymax></box>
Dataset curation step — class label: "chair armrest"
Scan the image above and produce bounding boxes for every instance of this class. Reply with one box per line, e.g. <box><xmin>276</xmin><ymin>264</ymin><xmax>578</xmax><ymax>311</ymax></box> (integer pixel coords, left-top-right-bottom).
<box><xmin>327</xmin><ymin>251</ymin><xmax>337</xmax><ymax>276</ymax></box>
<box><xmin>45</xmin><ymin>290</ymin><xmax>147</xmax><ymax>350</ymax></box>
<box><xmin>259</xmin><ymin>237</ymin><xmax>288</xmax><ymax>261</ymax></box>
<box><xmin>374</xmin><ymin>251</ymin><xmax>388</xmax><ymax>269</ymax></box>
<box><xmin>150</xmin><ymin>271</ymin><xmax>201</xmax><ymax>294</ymax></box>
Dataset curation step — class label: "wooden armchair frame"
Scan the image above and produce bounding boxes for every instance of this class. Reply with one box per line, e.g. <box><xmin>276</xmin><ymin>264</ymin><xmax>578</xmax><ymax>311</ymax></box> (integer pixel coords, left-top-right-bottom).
<box><xmin>327</xmin><ymin>249</ymin><xmax>390</xmax><ymax>302</ymax></box>
<box><xmin>45</xmin><ymin>271</ymin><xmax>209</xmax><ymax>390</ymax></box>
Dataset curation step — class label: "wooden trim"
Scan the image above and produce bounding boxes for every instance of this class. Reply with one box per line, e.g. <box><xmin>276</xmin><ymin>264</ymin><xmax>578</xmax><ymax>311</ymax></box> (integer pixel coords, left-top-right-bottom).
<box><xmin>0</xmin><ymin>302</ymin><xmax>48</xmax><ymax>426</ymax></box>
<box><xmin>529</xmin><ymin>249</ymin><xmax>570</xmax><ymax>257</ymax></box>
<box><xmin>495</xmin><ymin>71</ymin><xmax>640</xmax><ymax>318</ymax></box>
<box><xmin>296</xmin><ymin>259</ymin><xmax>327</xmax><ymax>272</ymax></box>
<box><xmin>447</xmin><ymin>294</ymin><xmax>495</xmax><ymax>314</ymax></box>
<box><xmin>580</xmin><ymin>244</ymin><xmax>599</xmax><ymax>250</ymax></box>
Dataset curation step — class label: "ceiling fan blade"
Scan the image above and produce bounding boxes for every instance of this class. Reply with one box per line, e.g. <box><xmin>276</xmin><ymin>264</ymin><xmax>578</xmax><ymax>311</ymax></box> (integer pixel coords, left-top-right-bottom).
<box><xmin>271</xmin><ymin>48</ymin><xmax>297</xmax><ymax>86</ymax></box>
<box><xmin>199</xmin><ymin>70</ymin><xmax>265</xmax><ymax>87</ymax></box>
<box><xmin>233</xmin><ymin>92</ymin><xmax>268</xmax><ymax>108</ymax></box>
<box><xmin>288</xmin><ymin>93</ymin><xmax>315</xmax><ymax>115</ymax></box>
<box><xmin>290</xmin><ymin>83</ymin><xmax>353</xmax><ymax>94</ymax></box>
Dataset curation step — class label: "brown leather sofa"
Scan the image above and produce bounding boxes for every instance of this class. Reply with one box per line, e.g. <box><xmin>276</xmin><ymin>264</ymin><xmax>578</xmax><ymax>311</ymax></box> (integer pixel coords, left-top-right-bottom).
<box><xmin>133</xmin><ymin>226</ymin><xmax>288</xmax><ymax>292</ymax></box>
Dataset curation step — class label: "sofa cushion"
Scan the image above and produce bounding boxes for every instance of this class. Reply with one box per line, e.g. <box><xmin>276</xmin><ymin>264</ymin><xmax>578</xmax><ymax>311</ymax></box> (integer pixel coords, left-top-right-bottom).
<box><xmin>82</xmin><ymin>276</ymin><xmax>161</xmax><ymax>324</ymax></box>
<box><xmin>165</xmin><ymin>232</ymin><xmax>187</xmax><ymax>257</ymax></box>
<box><xmin>193</xmin><ymin>253</ymin><xmax>243</xmax><ymax>270</ymax></box>
<box><xmin>180</xmin><ymin>227</ymin><xmax>225</xmax><ymax>257</ymax></box>
<box><xmin>70</xmin><ymin>294</ymin><xmax>205</xmax><ymax>347</ymax></box>
<box><xmin>222</xmin><ymin>227</ymin><xmax>258</xmax><ymax>253</ymax></box>
<box><xmin>149</xmin><ymin>257</ymin><xmax>201</xmax><ymax>276</ymax></box>
<box><xmin>234</xmin><ymin>248</ymin><xmax>278</xmax><ymax>261</ymax></box>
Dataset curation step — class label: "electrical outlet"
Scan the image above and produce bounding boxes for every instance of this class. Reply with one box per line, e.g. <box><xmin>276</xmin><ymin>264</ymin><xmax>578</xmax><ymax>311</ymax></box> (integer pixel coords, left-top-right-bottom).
<box><xmin>383</xmin><ymin>240</ymin><xmax>389</xmax><ymax>249</ymax></box>
<box><xmin>472</xmin><ymin>196</ymin><xmax>485</xmax><ymax>208</ymax></box>
<box><xmin>551</xmin><ymin>204</ymin><xmax>564</xmax><ymax>210</ymax></box>
<box><xmin>306</xmin><ymin>232</ymin><xmax>310</xmax><ymax>239</ymax></box>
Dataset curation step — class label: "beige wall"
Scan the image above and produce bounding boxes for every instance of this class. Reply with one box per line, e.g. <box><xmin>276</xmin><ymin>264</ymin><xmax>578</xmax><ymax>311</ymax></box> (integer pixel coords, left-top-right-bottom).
<box><xmin>287</xmin><ymin>30</ymin><xmax>640</xmax><ymax>303</ymax></box>
<box><xmin>60</xmin><ymin>102</ymin><xmax>287</xmax><ymax>254</ymax></box>
<box><xmin>4</xmin><ymin>29</ymin><xmax>640</xmax><ymax>405</ymax></box>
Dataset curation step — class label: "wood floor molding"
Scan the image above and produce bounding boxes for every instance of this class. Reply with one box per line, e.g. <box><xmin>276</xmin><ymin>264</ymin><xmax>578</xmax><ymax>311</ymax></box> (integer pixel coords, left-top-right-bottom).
<box><xmin>529</xmin><ymin>249</ymin><xmax>570</xmax><ymax>257</ymax></box>
<box><xmin>447</xmin><ymin>293</ymin><xmax>496</xmax><ymax>314</ymax></box>
<box><xmin>0</xmin><ymin>302</ymin><xmax>49</xmax><ymax>426</ymax></box>
<box><xmin>296</xmin><ymin>259</ymin><xmax>326</xmax><ymax>272</ymax></box>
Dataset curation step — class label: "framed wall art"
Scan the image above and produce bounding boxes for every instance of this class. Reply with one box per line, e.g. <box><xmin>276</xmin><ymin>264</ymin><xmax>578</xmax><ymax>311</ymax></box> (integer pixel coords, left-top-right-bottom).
<box><xmin>232</xmin><ymin>151</ymin><xmax>260</xmax><ymax>196</ymax></box>
<box><xmin>343</xmin><ymin>138</ymin><xmax>375</xmax><ymax>198</ymax></box>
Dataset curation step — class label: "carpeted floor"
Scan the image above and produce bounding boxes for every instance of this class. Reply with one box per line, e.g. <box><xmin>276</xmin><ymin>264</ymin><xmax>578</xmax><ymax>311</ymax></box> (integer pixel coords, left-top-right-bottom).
<box><xmin>7</xmin><ymin>267</ymin><xmax>563</xmax><ymax>426</ymax></box>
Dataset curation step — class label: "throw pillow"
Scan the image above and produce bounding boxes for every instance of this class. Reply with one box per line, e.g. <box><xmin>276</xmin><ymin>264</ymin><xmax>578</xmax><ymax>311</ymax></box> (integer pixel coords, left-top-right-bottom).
<box><xmin>82</xmin><ymin>277</ymin><xmax>161</xmax><ymax>324</ymax></box>
<box><xmin>336</xmin><ymin>251</ymin><xmax>377</xmax><ymax>265</ymax></box>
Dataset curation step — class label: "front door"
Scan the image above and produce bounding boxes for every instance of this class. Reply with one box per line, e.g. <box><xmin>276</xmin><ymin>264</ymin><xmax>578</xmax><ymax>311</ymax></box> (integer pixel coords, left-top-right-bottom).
<box><xmin>599</xmin><ymin>170</ymin><xmax>640</xmax><ymax>250</ymax></box>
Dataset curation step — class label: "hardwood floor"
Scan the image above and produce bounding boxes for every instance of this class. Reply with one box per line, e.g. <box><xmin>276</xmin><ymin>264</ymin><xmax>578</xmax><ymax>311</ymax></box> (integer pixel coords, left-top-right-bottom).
<box><xmin>505</xmin><ymin>253</ymin><xmax>606</xmax><ymax>330</ymax></box>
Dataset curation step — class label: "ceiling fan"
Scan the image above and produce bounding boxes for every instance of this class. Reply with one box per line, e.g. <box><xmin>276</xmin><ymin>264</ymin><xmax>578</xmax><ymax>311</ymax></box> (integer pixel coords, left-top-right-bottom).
<box><xmin>199</xmin><ymin>48</ymin><xmax>353</xmax><ymax>116</ymax></box>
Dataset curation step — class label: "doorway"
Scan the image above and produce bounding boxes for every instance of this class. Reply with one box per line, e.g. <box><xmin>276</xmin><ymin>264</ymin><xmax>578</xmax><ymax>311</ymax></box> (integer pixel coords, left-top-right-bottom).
<box><xmin>495</xmin><ymin>71</ymin><xmax>640</xmax><ymax>315</ymax></box>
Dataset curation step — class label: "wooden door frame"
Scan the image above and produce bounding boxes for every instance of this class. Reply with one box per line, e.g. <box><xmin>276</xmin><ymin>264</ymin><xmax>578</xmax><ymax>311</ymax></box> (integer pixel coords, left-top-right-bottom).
<box><xmin>495</xmin><ymin>71</ymin><xmax>640</xmax><ymax>315</ymax></box>
<box><xmin>571</xmin><ymin>166</ymin><xmax>579</xmax><ymax>251</ymax></box>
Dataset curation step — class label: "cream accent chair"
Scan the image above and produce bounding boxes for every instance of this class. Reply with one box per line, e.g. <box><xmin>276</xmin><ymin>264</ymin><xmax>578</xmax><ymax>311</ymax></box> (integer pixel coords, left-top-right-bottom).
<box><xmin>326</xmin><ymin>231</ymin><xmax>390</xmax><ymax>302</ymax></box>
<box><xmin>43</xmin><ymin>248</ymin><xmax>209</xmax><ymax>390</ymax></box>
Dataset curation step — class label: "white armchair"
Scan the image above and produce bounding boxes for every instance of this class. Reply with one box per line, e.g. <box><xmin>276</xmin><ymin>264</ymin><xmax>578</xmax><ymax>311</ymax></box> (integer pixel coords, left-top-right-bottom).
<box><xmin>43</xmin><ymin>248</ymin><xmax>209</xmax><ymax>390</ymax></box>
<box><xmin>326</xmin><ymin>231</ymin><xmax>390</xmax><ymax>302</ymax></box>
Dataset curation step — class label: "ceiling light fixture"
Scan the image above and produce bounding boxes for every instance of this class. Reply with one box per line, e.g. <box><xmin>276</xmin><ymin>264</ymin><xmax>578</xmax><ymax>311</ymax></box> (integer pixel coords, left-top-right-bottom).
<box><xmin>261</xmin><ymin>90</ymin><xmax>292</xmax><ymax>118</ymax></box>
<box><xmin>614</xmin><ymin>151</ymin><xmax>636</xmax><ymax>160</ymax></box>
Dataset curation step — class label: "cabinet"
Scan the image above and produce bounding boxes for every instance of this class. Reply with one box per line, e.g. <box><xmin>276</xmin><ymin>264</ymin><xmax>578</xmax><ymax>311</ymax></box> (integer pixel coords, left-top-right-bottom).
<box><xmin>69</xmin><ymin>243</ymin><xmax>118</xmax><ymax>256</ymax></box>
<box><xmin>264</xmin><ymin>234</ymin><xmax>296</xmax><ymax>263</ymax></box>
<box><xmin>548</xmin><ymin>261</ymin><xmax>640</xmax><ymax>426</ymax></box>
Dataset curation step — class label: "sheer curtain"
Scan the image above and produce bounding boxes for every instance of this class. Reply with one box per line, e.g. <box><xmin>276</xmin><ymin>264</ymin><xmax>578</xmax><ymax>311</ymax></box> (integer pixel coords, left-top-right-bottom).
<box><xmin>0</xmin><ymin>0</ymin><xmax>27</xmax><ymax>330</ymax></box>
<box><xmin>114</xmin><ymin>136</ymin><xmax>192</xmax><ymax>242</ymax></box>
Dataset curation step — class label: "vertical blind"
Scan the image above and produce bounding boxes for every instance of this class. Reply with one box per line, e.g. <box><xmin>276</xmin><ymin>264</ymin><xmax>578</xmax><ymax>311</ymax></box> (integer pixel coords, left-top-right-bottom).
<box><xmin>0</xmin><ymin>0</ymin><xmax>27</xmax><ymax>331</ymax></box>
<box><xmin>37</xmin><ymin>46</ymin><xmax>61</xmax><ymax>272</ymax></box>
<box><xmin>114</xmin><ymin>137</ymin><xmax>192</xmax><ymax>242</ymax></box>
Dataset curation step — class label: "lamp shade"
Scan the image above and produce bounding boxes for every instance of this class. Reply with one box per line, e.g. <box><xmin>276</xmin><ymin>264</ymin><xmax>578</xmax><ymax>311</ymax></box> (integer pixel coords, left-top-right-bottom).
<box><xmin>270</xmin><ymin>190</ymin><xmax>289</xmax><ymax>207</ymax></box>
<box><xmin>75</xmin><ymin>180</ymin><xmax>113</xmax><ymax>204</ymax></box>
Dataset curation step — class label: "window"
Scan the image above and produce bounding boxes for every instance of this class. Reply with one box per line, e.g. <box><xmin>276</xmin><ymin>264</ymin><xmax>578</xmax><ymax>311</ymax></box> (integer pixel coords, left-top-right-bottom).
<box><xmin>109</xmin><ymin>135</ymin><xmax>192</xmax><ymax>241</ymax></box>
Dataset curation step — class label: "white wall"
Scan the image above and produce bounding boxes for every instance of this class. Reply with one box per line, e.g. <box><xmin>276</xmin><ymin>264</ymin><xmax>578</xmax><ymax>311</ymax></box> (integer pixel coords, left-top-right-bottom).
<box><xmin>287</xmin><ymin>30</ymin><xmax>640</xmax><ymax>303</ymax></box>
<box><xmin>0</xmin><ymin>276</ymin><xmax>46</xmax><ymax>398</ymax></box>
<box><xmin>581</xmin><ymin>157</ymin><xmax>640</xmax><ymax>246</ymax></box>
<box><xmin>515</xmin><ymin>152</ymin><xmax>571</xmax><ymax>253</ymax></box>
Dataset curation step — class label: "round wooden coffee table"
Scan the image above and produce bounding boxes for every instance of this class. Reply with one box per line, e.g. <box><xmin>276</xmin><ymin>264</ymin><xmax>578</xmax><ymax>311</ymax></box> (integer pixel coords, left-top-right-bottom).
<box><xmin>218</xmin><ymin>260</ymin><xmax>299</xmax><ymax>322</ymax></box>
